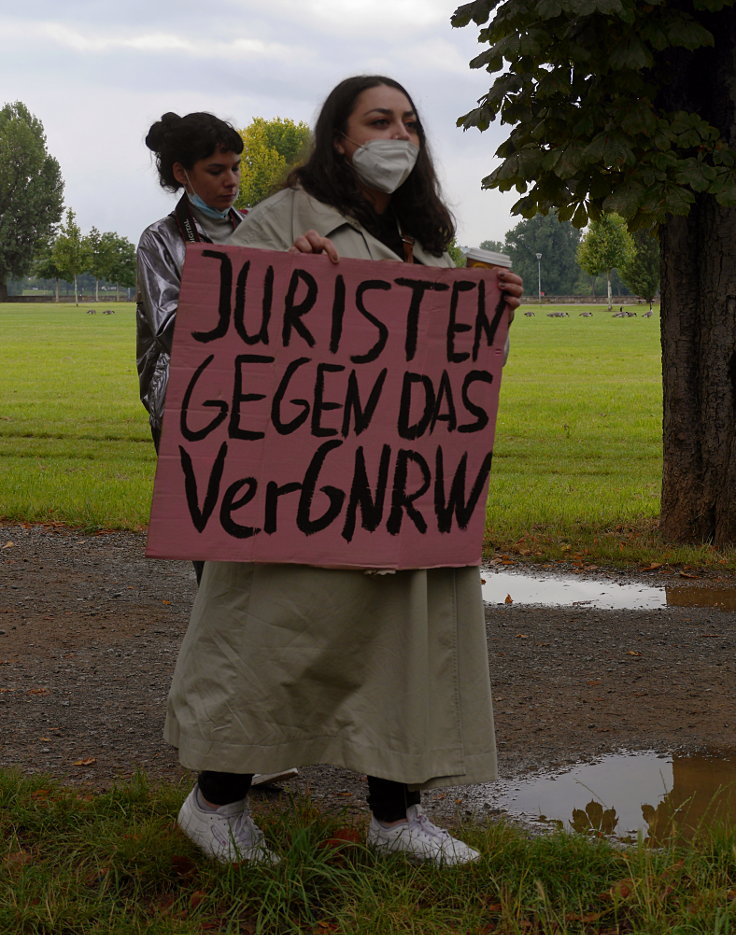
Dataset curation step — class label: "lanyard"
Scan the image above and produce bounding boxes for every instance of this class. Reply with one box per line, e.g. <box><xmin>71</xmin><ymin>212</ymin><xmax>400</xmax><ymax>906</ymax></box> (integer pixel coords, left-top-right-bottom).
<box><xmin>173</xmin><ymin>193</ymin><xmax>242</xmax><ymax>244</ymax></box>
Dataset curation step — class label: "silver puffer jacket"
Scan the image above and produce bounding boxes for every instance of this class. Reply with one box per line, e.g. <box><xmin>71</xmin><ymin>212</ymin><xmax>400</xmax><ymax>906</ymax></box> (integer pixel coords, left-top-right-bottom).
<box><xmin>135</xmin><ymin>209</ymin><xmax>239</xmax><ymax>435</ymax></box>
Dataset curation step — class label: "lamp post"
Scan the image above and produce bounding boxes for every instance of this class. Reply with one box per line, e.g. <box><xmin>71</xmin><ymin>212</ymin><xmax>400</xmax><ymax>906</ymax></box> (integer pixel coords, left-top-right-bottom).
<box><xmin>535</xmin><ymin>253</ymin><xmax>542</xmax><ymax>304</ymax></box>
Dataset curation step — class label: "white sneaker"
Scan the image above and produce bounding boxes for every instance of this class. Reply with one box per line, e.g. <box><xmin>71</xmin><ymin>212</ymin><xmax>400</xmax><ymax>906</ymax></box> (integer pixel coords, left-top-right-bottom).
<box><xmin>177</xmin><ymin>786</ymin><xmax>279</xmax><ymax>864</ymax></box>
<box><xmin>367</xmin><ymin>804</ymin><xmax>480</xmax><ymax>866</ymax></box>
<box><xmin>251</xmin><ymin>768</ymin><xmax>299</xmax><ymax>787</ymax></box>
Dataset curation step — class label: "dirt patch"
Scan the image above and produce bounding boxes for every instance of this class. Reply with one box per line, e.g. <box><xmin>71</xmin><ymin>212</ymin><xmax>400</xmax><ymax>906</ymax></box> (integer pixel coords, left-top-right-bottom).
<box><xmin>1</xmin><ymin>524</ymin><xmax>734</xmax><ymax>821</ymax></box>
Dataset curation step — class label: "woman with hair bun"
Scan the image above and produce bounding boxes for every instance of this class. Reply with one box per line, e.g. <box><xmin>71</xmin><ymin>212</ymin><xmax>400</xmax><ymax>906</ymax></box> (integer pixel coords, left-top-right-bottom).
<box><xmin>165</xmin><ymin>76</ymin><xmax>523</xmax><ymax>868</ymax></box>
<box><xmin>136</xmin><ymin>111</ymin><xmax>244</xmax><ymax>451</ymax></box>
<box><xmin>136</xmin><ymin>111</ymin><xmax>298</xmax><ymax>801</ymax></box>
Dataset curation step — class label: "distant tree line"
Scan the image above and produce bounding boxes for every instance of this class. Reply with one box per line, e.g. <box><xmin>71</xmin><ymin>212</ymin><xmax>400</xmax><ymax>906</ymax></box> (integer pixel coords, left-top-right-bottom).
<box><xmin>473</xmin><ymin>210</ymin><xmax>659</xmax><ymax>306</ymax></box>
<box><xmin>31</xmin><ymin>210</ymin><xmax>136</xmax><ymax>303</ymax></box>
<box><xmin>0</xmin><ymin>100</ymin><xmax>135</xmax><ymax>303</ymax></box>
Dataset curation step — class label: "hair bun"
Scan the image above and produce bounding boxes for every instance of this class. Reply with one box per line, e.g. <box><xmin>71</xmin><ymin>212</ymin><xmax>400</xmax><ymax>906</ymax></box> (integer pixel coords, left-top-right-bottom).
<box><xmin>145</xmin><ymin>112</ymin><xmax>182</xmax><ymax>152</ymax></box>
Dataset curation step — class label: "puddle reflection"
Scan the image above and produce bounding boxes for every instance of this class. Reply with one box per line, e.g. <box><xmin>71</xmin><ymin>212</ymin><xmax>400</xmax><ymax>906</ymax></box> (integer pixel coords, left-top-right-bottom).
<box><xmin>476</xmin><ymin>751</ymin><xmax>736</xmax><ymax>844</ymax></box>
<box><xmin>666</xmin><ymin>586</ymin><xmax>736</xmax><ymax>611</ymax></box>
<box><xmin>481</xmin><ymin>570</ymin><xmax>666</xmax><ymax>610</ymax></box>
<box><xmin>482</xmin><ymin>569</ymin><xmax>736</xmax><ymax>611</ymax></box>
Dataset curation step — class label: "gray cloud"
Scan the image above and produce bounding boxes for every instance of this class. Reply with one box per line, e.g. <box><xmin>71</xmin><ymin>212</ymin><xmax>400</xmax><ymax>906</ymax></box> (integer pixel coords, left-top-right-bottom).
<box><xmin>0</xmin><ymin>2</ymin><xmax>515</xmax><ymax>248</ymax></box>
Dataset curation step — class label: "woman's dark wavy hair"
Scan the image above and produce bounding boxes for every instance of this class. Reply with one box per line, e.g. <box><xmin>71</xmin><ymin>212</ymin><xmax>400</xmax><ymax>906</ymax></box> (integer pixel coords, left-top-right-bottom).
<box><xmin>145</xmin><ymin>112</ymin><xmax>243</xmax><ymax>192</ymax></box>
<box><xmin>286</xmin><ymin>76</ymin><xmax>455</xmax><ymax>256</ymax></box>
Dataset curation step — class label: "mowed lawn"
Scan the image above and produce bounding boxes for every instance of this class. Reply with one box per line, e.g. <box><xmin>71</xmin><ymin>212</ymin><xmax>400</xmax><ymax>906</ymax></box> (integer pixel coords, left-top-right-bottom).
<box><xmin>0</xmin><ymin>302</ymin><xmax>155</xmax><ymax>529</ymax></box>
<box><xmin>0</xmin><ymin>301</ymin><xmax>668</xmax><ymax>561</ymax></box>
<box><xmin>490</xmin><ymin>304</ymin><xmax>663</xmax><ymax>556</ymax></box>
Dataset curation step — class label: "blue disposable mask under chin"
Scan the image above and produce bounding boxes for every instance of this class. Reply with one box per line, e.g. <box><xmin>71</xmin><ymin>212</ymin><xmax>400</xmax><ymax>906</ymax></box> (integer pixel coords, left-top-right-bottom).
<box><xmin>186</xmin><ymin>190</ymin><xmax>231</xmax><ymax>221</ymax></box>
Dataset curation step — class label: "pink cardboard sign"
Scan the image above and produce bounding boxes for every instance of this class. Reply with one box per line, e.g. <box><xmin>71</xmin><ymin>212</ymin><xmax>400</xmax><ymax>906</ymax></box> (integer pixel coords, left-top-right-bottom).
<box><xmin>146</xmin><ymin>244</ymin><xmax>508</xmax><ymax>569</ymax></box>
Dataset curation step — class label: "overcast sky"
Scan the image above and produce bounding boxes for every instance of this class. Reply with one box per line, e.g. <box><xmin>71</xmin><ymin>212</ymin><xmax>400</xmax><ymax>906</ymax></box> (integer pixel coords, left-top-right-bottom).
<box><xmin>2</xmin><ymin>0</ymin><xmax>520</xmax><ymax>250</ymax></box>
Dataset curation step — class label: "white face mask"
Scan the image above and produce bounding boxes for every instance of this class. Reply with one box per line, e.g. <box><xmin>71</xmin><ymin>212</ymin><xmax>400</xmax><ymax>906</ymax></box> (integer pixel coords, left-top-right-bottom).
<box><xmin>349</xmin><ymin>139</ymin><xmax>419</xmax><ymax>194</ymax></box>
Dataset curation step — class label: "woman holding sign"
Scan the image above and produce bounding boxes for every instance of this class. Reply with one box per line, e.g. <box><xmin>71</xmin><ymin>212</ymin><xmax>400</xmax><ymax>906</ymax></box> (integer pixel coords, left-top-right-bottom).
<box><xmin>165</xmin><ymin>76</ymin><xmax>523</xmax><ymax>866</ymax></box>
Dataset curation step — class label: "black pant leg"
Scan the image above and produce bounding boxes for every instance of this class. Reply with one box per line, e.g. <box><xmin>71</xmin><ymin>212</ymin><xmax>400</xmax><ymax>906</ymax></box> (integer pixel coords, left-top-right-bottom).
<box><xmin>197</xmin><ymin>771</ymin><xmax>253</xmax><ymax>806</ymax></box>
<box><xmin>366</xmin><ymin>776</ymin><xmax>421</xmax><ymax>822</ymax></box>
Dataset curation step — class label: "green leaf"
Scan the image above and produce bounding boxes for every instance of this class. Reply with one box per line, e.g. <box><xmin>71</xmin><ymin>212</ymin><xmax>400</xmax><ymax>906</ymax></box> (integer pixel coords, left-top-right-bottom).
<box><xmin>609</xmin><ymin>37</ymin><xmax>654</xmax><ymax>70</ymax></box>
<box><xmin>469</xmin><ymin>47</ymin><xmax>505</xmax><ymax>72</ymax></box>
<box><xmin>537</xmin><ymin>0</ymin><xmax>564</xmax><ymax>19</ymax></box>
<box><xmin>664</xmin><ymin>17</ymin><xmax>715</xmax><ymax>49</ymax></box>
<box><xmin>619</xmin><ymin>103</ymin><xmax>659</xmax><ymax>138</ymax></box>
<box><xmin>602</xmin><ymin>179</ymin><xmax>647</xmax><ymax>218</ymax></box>
<box><xmin>554</xmin><ymin>144</ymin><xmax>586</xmax><ymax>178</ymax></box>
<box><xmin>451</xmin><ymin>0</ymin><xmax>496</xmax><ymax>28</ymax></box>
<box><xmin>694</xmin><ymin>0</ymin><xmax>736</xmax><ymax>9</ymax></box>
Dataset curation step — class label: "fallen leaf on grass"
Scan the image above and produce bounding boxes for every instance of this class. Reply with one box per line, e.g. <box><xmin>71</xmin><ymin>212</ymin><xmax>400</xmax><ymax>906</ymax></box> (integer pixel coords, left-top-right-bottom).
<box><xmin>641</xmin><ymin>562</ymin><xmax>662</xmax><ymax>572</ymax></box>
<box><xmin>170</xmin><ymin>854</ymin><xmax>198</xmax><ymax>880</ymax></box>
<box><xmin>604</xmin><ymin>878</ymin><xmax>635</xmax><ymax>900</ymax></box>
<box><xmin>483</xmin><ymin>902</ymin><xmax>503</xmax><ymax>913</ymax></box>
<box><xmin>2</xmin><ymin>541</ymin><xmax>14</xmax><ymax>549</ymax></box>
<box><xmin>626</xmin><ymin>651</ymin><xmax>642</xmax><ymax>656</ymax></box>
<box><xmin>5</xmin><ymin>851</ymin><xmax>33</xmax><ymax>868</ymax></box>
<box><xmin>679</xmin><ymin>572</ymin><xmax>699</xmax><ymax>579</ymax></box>
<box><xmin>162</xmin><ymin>600</ymin><xmax>172</xmax><ymax>605</ymax></box>
<box><xmin>26</xmin><ymin>688</ymin><xmax>49</xmax><ymax>695</ymax></box>
<box><xmin>151</xmin><ymin>893</ymin><xmax>177</xmax><ymax>913</ymax></box>
<box><xmin>515</xmin><ymin>633</ymin><xmax>528</xmax><ymax>639</ymax></box>
<box><xmin>83</xmin><ymin>867</ymin><xmax>110</xmax><ymax>887</ymax></box>
<box><xmin>565</xmin><ymin>910</ymin><xmax>607</xmax><ymax>923</ymax></box>
<box><xmin>504</xmin><ymin>594</ymin><xmax>513</xmax><ymax>604</ymax></box>
<box><xmin>189</xmin><ymin>891</ymin><xmax>207</xmax><ymax>909</ymax></box>
<box><xmin>318</xmin><ymin>827</ymin><xmax>361</xmax><ymax>859</ymax></box>
<box><xmin>72</xmin><ymin>757</ymin><xmax>96</xmax><ymax>766</ymax></box>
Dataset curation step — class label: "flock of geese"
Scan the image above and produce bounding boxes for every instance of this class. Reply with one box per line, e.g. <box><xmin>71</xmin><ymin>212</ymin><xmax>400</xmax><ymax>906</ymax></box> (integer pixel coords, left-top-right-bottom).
<box><xmin>523</xmin><ymin>307</ymin><xmax>654</xmax><ymax>318</ymax></box>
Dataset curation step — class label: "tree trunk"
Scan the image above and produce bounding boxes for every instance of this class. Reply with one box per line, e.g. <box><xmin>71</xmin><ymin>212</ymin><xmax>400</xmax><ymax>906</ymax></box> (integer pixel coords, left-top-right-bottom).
<box><xmin>658</xmin><ymin>3</ymin><xmax>736</xmax><ymax>547</ymax></box>
<box><xmin>660</xmin><ymin>204</ymin><xmax>736</xmax><ymax>547</ymax></box>
<box><xmin>606</xmin><ymin>271</ymin><xmax>612</xmax><ymax>310</ymax></box>
<box><xmin>0</xmin><ymin>281</ymin><xmax>7</xmax><ymax>302</ymax></box>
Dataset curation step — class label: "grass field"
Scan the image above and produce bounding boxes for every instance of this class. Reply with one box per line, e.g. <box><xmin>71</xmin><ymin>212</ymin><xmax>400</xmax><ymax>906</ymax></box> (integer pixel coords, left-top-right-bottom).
<box><xmin>0</xmin><ymin>302</ymin><xmax>153</xmax><ymax>529</ymax></box>
<box><xmin>0</xmin><ymin>300</ymin><xmax>731</xmax><ymax>568</ymax></box>
<box><xmin>491</xmin><ymin>304</ymin><xmax>676</xmax><ymax>565</ymax></box>
<box><xmin>2</xmin><ymin>306</ymin><xmax>735</xmax><ymax>928</ymax></box>
<box><xmin>2</xmin><ymin>770</ymin><xmax>735</xmax><ymax>935</ymax></box>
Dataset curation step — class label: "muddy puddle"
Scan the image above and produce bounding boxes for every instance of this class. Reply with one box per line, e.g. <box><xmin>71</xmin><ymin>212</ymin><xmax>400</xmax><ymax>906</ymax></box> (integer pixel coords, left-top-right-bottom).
<box><xmin>481</xmin><ymin>569</ymin><xmax>736</xmax><ymax>611</ymax></box>
<box><xmin>459</xmin><ymin>751</ymin><xmax>736</xmax><ymax>844</ymax></box>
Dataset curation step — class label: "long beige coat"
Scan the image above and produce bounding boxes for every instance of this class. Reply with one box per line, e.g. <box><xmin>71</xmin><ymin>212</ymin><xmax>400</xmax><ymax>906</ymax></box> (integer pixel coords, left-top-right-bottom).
<box><xmin>163</xmin><ymin>188</ymin><xmax>497</xmax><ymax>789</ymax></box>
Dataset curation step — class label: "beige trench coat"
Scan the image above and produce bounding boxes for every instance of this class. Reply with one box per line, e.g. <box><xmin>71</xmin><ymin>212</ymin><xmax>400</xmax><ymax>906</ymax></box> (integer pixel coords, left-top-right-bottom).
<box><xmin>163</xmin><ymin>188</ymin><xmax>497</xmax><ymax>789</ymax></box>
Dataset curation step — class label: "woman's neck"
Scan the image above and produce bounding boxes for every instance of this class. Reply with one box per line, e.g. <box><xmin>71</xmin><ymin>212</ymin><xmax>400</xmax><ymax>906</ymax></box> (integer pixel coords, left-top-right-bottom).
<box><xmin>360</xmin><ymin>184</ymin><xmax>391</xmax><ymax>215</ymax></box>
<box><xmin>190</xmin><ymin>202</ymin><xmax>235</xmax><ymax>244</ymax></box>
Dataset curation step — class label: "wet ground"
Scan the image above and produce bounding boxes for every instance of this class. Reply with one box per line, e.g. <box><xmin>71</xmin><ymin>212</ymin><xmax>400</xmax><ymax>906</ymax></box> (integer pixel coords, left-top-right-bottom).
<box><xmin>481</xmin><ymin>566</ymin><xmax>736</xmax><ymax>611</ymax></box>
<box><xmin>1</xmin><ymin>524</ymin><xmax>734</xmax><ymax>836</ymax></box>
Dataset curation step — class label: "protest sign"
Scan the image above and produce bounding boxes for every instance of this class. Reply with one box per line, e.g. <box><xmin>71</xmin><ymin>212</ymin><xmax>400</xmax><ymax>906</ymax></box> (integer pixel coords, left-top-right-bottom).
<box><xmin>146</xmin><ymin>244</ymin><xmax>509</xmax><ymax>569</ymax></box>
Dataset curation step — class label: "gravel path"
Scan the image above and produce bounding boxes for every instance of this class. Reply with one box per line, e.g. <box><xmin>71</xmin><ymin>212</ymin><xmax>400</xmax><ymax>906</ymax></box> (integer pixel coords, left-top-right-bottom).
<box><xmin>2</xmin><ymin>523</ymin><xmax>734</xmax><ymax>822</ymax></box>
